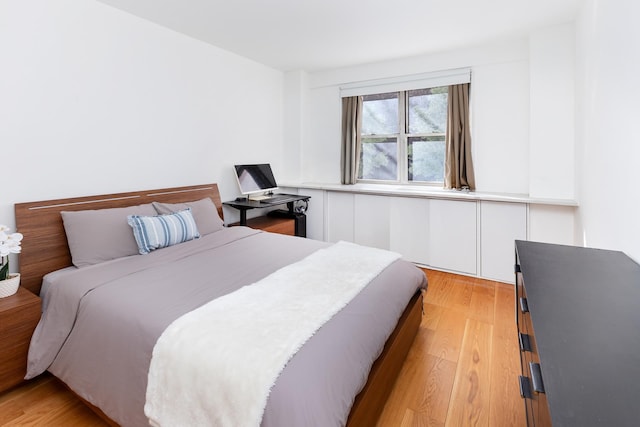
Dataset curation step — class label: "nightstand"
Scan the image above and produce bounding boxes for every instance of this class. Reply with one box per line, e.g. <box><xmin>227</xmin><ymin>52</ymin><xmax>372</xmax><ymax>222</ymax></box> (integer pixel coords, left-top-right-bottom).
<box><xmin>0</xmin><ymin>287</ymin><xmax>41</xmax><ymax>393</ymax></box>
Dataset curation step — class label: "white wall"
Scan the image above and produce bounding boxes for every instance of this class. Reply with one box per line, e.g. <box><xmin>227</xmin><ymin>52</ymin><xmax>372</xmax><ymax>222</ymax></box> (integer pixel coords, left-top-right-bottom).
<box><xmin>285</xmin><ymin>26</ymin><xmax>580</xmax><ymax>201</ymax></box>
<box><xmin>0</xmin><ymin>0</ymin><xmax>283</xmax><ymax>234</ymax></box>
<box><xmin>281</xmin><ymin>70</ymin><xmax>306</xmax><ymax>183</ymax></box>
<box><xmin>472</xmin><ymin>59</ymin><xmax>530</xmax><ymax>194</ymax></box>
<box><xmin>300</xmin><ymin>85</ymin><xmax>342</xmax><ymax>183</ymax></box>
<box><xmin>575</xmin><ymin>0</ymin><xmax>640</xmax><ymax>261</ymax></box>
<box><xmin>529</xmin><ymin>24</ymin><xmax>576</xmax><ymax>200</ymax></box>
<box><xmin>288</xmin><ymin>28</ymin><xmax>579</xmax><ymax>200</ymax></box>
<box><xmin>290</xmin><ymin>39</ymin><xmax>533</xmax><ymax>193</ymax></box>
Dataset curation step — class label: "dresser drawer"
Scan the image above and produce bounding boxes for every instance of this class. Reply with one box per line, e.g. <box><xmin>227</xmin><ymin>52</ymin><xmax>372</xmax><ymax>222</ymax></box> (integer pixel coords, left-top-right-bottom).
<box><xmin>515</xmin><ymin>264</ymin><xmax>527</xmax><ymax>331</ymax></box>
<box><xmin>519</xmin><ymin>364</ymin><xmax>551</xmax><ymax>426</ymax></box>
<box><xmin>516</xmin><ymin>271</ymin><xmax>551</xmax><ymax>427</ymax></box>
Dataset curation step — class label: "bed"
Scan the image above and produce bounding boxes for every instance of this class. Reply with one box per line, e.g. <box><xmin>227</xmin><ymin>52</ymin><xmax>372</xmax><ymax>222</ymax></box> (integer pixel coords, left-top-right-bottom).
<box><xmin>15</xmin><ymin>183</ymin><xmax>426</xmax><ymax>427</ymax></box>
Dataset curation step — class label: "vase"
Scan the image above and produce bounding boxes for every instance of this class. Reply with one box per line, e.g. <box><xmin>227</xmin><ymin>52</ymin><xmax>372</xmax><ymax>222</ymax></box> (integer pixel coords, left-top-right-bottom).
<box><xmin>0</xmin><ymin>273</ymin><xmax>20</xmax><ymax>298</ymax></box>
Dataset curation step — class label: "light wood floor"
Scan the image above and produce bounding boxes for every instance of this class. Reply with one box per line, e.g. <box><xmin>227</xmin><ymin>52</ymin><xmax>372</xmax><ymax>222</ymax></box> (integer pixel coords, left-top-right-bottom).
<box><xmin>376</xmin><ymin>269</ymin><xmax>525</xmax><ymax>426</ymax></box>
<box><xmin>0</xmin><ymin>269</ymin><xmax>525</xmax><ymax>426</ymax></box>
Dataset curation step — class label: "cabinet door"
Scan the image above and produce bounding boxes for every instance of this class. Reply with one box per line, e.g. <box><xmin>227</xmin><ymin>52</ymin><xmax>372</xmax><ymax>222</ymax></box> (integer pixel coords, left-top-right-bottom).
<box><xmin>326</xmin><ymin>192</ymin><xmax>354</xmax><ymax>243</ymax></box>
<box><xmin>390</xmin><ymin>197</ymin><xmax>430</xmax><ymax>264</ymax></box>
<box><xmin>481</xmin><ymin>201</ymin><xmax>527</xmax><ymax>282</ymax></box>
<box><xmin>354</xmin><ymin>194</ymin><xmax>390</xmax><ymax>250</ymax></box>
<box><xmin>429</xmin><ymin>199</ymin><xmax>477</xmax><ymax>275</ymax></box>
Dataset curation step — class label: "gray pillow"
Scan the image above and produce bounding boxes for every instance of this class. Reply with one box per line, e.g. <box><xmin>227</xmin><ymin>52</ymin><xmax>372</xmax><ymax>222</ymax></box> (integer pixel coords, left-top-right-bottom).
<box><xmin>152</xmin><ymin>198</ymin><xmax>224</xmax><ymax>235</ymax></box>
<box><xmin>61</xmin><ymin>203</ymin><xmax>157</xmax><ymax>267</ymax></box>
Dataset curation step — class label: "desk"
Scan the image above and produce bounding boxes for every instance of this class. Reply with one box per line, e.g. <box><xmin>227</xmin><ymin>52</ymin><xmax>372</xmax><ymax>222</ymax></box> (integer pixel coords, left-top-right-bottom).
<box><xmin>223</xmin><ymin>194</ymin><xmax>310</xmax><ymax>226</ymax></box>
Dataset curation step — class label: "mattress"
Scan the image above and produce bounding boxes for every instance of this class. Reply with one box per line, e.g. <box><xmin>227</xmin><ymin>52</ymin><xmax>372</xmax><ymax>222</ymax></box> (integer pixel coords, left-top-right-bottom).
<box><xmin>26</xmin><ymin>227</ymin><xmax>427</xmax><ymax>426</ymax></box>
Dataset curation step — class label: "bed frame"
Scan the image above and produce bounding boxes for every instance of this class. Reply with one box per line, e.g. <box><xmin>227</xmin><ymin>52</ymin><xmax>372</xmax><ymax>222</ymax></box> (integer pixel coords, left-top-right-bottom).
<box><xmin>15</xmin><ymin>184</ymin><xmax>223</xmax><ymax>295</ymax></box>
<box><xmin>14</xmin><ymin>183</ymin><xmax>423</xmax><ymax>427</ymax></box>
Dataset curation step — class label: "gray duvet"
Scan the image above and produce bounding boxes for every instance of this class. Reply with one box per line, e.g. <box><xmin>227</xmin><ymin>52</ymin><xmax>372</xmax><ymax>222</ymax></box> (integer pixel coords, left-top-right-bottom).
<box><xmin>26</xmin><ymin>227</ymin><xmax>426</xmax><ymax>427</ymax></box>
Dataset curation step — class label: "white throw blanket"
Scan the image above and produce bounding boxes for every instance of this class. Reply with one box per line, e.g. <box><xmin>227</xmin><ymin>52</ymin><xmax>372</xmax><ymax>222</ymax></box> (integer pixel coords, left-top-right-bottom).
<box><xmin>144</xmin><ymin>241</ymin><xmax>401</xmax><ymax>427</ymax></box>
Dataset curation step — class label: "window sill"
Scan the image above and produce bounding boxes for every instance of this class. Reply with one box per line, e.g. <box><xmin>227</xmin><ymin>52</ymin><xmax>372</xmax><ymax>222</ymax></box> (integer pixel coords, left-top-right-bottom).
<box><xmin>279</xmin><ymin>182</ymin><xmax>578</xmax><ymax>207</ymax></box>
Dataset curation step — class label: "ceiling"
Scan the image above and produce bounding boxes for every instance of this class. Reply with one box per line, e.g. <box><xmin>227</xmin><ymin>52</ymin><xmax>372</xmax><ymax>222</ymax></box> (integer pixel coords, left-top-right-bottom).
<box><xmin>96</xmin><ymin>0</ymin><xmax>585</xmax><ymax>72</ymax></box>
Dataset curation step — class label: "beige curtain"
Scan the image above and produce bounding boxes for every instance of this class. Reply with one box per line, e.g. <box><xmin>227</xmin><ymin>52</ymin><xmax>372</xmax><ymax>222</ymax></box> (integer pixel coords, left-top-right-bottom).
<box><xmin>444</xmin><ymin>83</ymin><xmax>476</xmax><ymax>190</ymax></box>
<box><xmin>340</xmin><ymin>96</ymin><xmax>363</xmax><ymax>184</ymax></box>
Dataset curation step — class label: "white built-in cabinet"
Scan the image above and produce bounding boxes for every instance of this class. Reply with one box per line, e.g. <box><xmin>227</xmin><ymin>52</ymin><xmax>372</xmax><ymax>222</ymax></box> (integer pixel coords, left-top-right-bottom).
<box><xmin>326</xmin><ymin>191</ymin><xmax>354</xmax><ymax>242</ymax></box>
<box><xmin>353</xmin><ymin>195</ymin><xmax>390</xmax><ymax>250</ymax></box>
<box><xmin>389</xmin><ymin>197</ymin><xmax>430</xmax><ymax>264</ymax></box>
<box><xmin>480</xmin><ymin>201</ymin><xmax>527</xmax><ymax>281</ymax></box>
<box><xmin>282</xmin><ymin>187</ymin><xmax>551</xmax><ymax>283</ymax></box>
<box><xmin>429</xmin><ymin>199</ymin><xmax>477</xmax><ymax>275</ymax></box>
<box><xmin>325</xmin><ymin>193</ymin><xmax>480</xmax><ymax>276</ymax></box>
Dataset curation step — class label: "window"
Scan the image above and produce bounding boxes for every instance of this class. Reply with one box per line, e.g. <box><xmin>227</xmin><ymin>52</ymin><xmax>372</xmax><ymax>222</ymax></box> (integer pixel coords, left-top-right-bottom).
<box><xmin>358</xmin><ymin>86</ymin><xmax>448</xmax><ymax>184</ymax></box>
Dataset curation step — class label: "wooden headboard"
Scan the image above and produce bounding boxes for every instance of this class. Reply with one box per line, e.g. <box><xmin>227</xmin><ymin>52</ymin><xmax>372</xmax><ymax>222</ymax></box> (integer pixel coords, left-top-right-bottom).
<box><xmin>14</xmin><ymin>184</ymin><xmax>223</xmax><ymax>295</ymax></box>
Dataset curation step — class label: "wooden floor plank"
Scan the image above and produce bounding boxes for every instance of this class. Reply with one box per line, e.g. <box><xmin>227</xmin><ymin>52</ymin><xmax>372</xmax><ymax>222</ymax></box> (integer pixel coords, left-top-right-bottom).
<box><xmin>422</xmin><ymin>271</ymin><xmax>455</xmax><ymax>307</ymax></box>
<box><xmin>444</xmin><ymin>276</ymin><xmax>474</xmax><ymax>312</ymax></box>
<box><xmin>0</xmin><ymin>377</ymin><xmax>61</xmax><ymax>424</ymax></box>
<box><xmin>426</xmin><ymin>308</ymin><xmax>467</xmax><ymax>363</ymax></box>
<box><xmin>0</xmin><ymin>375</ymin><xmax>107</xmax><ymax>427</ymax></box>
<box><xmin>414</xmin><ymin>355</ymin><xmax>457</xmax><ymax>423</ymax></box>
<box><xmin>489</xmin><ymin>284</ymin><xmax>527</xmax><ymax>427</ymax></box>
<box><xmin>399</xmin><ymin>408</ymin><xmax>443</xmax><ymax>427</ymax></box>
<box><xmin>379</xmin><ymin>270</ymin><xmax>523</xmax><ymax>427</ymax></box>
<box><xmin>422</xmin><ymin>303</ymin><xmax>444</xmax><ymax>331</ymax></box>
<box><xmin>376</xmin><ymin>333</ymin><xmax>457</xmax><ymax>426</ymax></box>
<box><xmin>445</xmin><ymin>319</ymin><xmax>493</xmax><ymax>427</ymax></box>
<box><xmin>468</xmin><ymin>281</ymin><xmax>496</xmax><ymax>324</ymax></box>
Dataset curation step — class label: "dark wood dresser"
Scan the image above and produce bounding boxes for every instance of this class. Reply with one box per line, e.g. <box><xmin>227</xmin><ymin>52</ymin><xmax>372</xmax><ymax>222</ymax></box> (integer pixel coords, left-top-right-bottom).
<box><xmin>515</xmin><ymin>240</ymin><xmax>640</xmax><ymax>426</ymax></box>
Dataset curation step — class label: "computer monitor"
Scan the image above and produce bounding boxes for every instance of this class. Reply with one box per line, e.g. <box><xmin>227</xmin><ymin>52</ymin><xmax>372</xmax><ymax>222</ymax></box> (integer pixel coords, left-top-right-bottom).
<box><xmin>233</xmin><ymin>164</ymin><xmax>279</xmax><ymax>197</ymax></box>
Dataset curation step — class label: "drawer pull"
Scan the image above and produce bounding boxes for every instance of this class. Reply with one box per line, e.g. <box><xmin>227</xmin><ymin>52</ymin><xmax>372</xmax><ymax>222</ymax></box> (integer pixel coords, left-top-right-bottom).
<box><xmin>519</xmin><ymin>375</ymin><xmax>532</xmax><ymax>399</ymax></box>
<box><xmin>519</xmin><ymin>297</ymin><xmax>529</xmax><ymax>313</ymax></box>
<box><xmin>519</xmin><ymin>332</ymin><xmax>532</xmax><ymax>351</ymax></box>
<box><xmin>529</xmin><ymin>362</ymin><xmax>545</xmax><ymax>393</ymax></box>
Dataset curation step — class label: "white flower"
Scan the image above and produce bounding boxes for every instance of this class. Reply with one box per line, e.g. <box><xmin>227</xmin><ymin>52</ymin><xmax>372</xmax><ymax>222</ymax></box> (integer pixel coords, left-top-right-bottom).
<box><xmin>0</xmin><ymin>242</ymin><xmax>21</xmax><ymax>257</ymax></box>
<box><xmin>8</xmin><ymin>232</ymin><xmax>23</xmax><ymax>244</ymax></box>
<box><xmin>0</xmin><ymin>226</ymin><xmax>22</xmax><ymax>257</ymax></box>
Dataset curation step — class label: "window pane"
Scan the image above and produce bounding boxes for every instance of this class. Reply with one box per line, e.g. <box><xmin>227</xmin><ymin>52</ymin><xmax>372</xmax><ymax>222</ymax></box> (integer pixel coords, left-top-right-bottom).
<box><xmin>362</xmin><ymin>92</ymin><xmax>398</xmax><ymax>135</ymax></box>
<box><xmin>408</xmin><ymin>87</ymin><xmax>448</xmax><ymax>134</ymax></box>
<box><xmin>359</xmin><ymin>137</ymin><xmax>397</xmax><ymax>180</ymax></box>
<box><xmin>408</xmin><ymin>136</ymin><xmax>445</xmax><ymax>182</ymax></box>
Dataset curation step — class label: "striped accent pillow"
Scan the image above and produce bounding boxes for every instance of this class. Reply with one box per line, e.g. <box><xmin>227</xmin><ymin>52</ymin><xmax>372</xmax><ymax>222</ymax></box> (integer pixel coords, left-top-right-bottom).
<box><xmin>127</xmin><ymin>208</ymin><xmax>200</xmax><ymax>255</ymax></box>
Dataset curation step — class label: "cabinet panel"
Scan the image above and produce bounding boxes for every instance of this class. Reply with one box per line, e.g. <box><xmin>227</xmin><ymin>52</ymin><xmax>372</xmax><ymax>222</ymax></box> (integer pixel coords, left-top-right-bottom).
<box><xmin>481</xmin><ymin>201</ymin><xmax>527</xmax><ymax>282</ymax></box>
<box><xmin>354</xmin><ymin>195</ymin><xmax>390</xmax><ymax>250</ymax></box>
<box><xmin>529</xmin><ymin>204</ymin><xmax>575</xmax><ymax>246</ymax></box>
<box><xmin>389</xmin><ymin>197</ymin><xmax>429</xmax><ymax>264</ymax></box>
<box><xmin>428</xmin><ymin>199</ymin><xmax>477</xmax><ymax>274</ymax></box>
<box><xmin>326</xmin><ymin>192</ymin><xmax>354</xmax><ymax>243</ymax></box>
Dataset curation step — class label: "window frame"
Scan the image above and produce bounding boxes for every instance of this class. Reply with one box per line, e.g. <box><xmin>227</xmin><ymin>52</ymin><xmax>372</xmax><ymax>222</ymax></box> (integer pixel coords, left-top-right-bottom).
<box><xmin>358</xmin><ymin>89</ymin><xmax>447</xmax><ymax>186</ymax></box>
